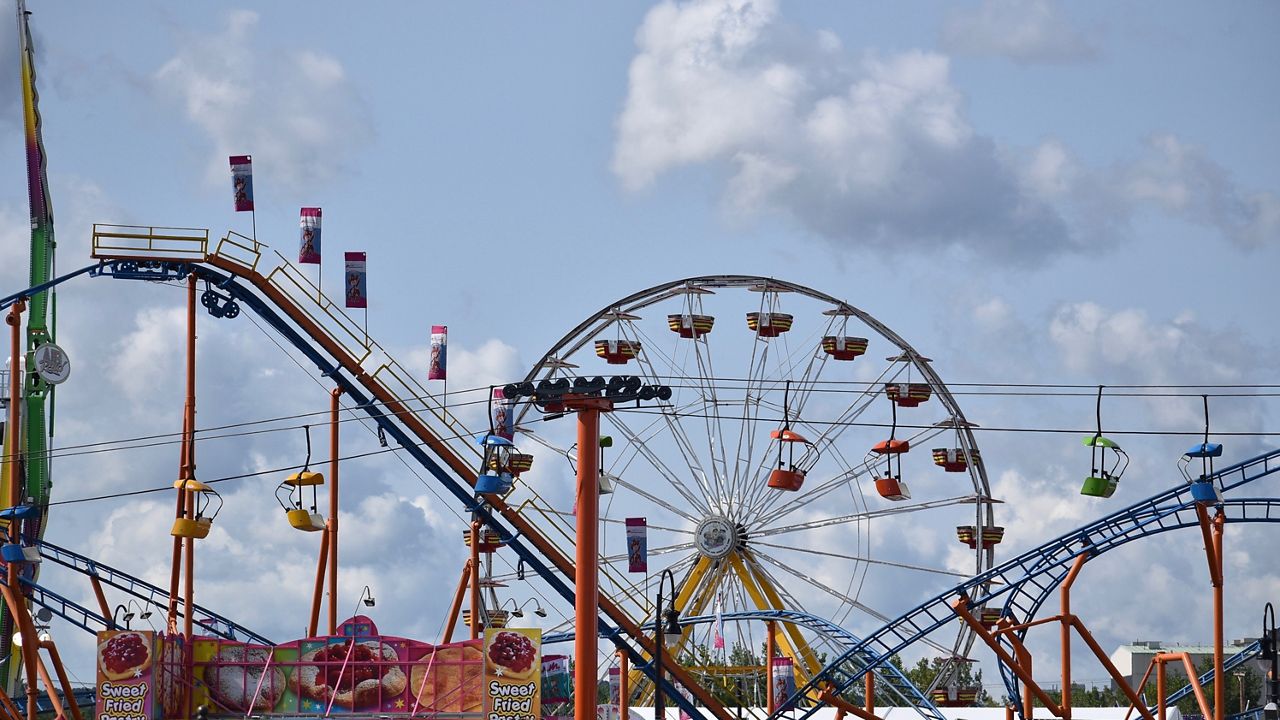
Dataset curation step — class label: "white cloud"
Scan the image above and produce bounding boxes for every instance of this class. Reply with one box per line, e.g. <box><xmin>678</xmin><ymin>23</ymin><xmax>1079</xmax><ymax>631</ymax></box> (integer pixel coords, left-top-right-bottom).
<box><xmin>153</xmin><ymin>10</ymin><xmax>372</xmax><ymax>191</ymax></box>
<box><xmin>940</xmin><ymin>0</ymin><xmax>1099</xmax><ymax>65</ymax></box>
<box><xmin>614</xmin><ymin>0</ymin><xmax>1077</xmax><ymax>262</ymax></box>
<box><xmin>1116</xmin><ymin>134</ymin><xmax>1280</xmax><ymax>249</ymax></box>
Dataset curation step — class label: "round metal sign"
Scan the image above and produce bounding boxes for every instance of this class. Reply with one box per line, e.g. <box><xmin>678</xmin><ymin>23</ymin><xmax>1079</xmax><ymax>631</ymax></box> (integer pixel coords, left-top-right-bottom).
<box><xmin>33</xmin><ymin>343</ymin><xmax>70</xmax><ymax>385</ymax></box>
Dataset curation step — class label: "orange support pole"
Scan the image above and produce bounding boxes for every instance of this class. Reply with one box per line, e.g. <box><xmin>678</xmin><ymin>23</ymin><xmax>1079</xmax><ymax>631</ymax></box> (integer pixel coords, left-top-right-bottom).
<box><xmin>1006</xmin><ymin>704</ymin><xmax>1015</xmax><ymax>720</ymax></box>
<box><xmin>817</xmin><ymin>686</ymin><xmax>882</xmax><ymax>720</ymax></box>
<box><xmin>1211</xmin><ymin>511</ymin><xmax>1225</xmax><ymax>720</ymax></box>
<box><xmin>1060</xmin><ymin>554</ymin><xmax>1089</xmax><ymax>720</ymax></box>
<box><xmin>469</xmin><ymin>521</ymin><xmax>481</xmax><ymax>640</ymax></box>
<box><xmin>442</xmin><ymin>559</ymin><xmax>471</xmax><ymax>644</ymax></box>
<box><xmin>30</xmin><ymin>654</ymin><xmax>63</xmax><ymax>720</ymax></box>
<box><xmin>182</xmin><ymin>272</ymin><xmax>197</xmax><ymax>642</ymax></box>
<box><xmin>570</xmin><ymin>397</ymin><xmax>610</xmax><ymax>720</ymax></box>
<box><xmin>865</xmin><ymin>671</ymin><xmax>874</xmax><ymax>715</ymax></box>
<box><xmin>40</xmin><ymin>641</ymin><xmax>83</xmax><ymax>720</ymax></box>
<box><xmin>953</xmin><ymin>598</ymin><xmax>1063</xmax><ymax>717</ymax></box>
<box><xmin>1069</xmin><ymin>617</ymin><xmax>1155</xmax><ymax>720</ymax></box>
<box><xmin>1175</xmin><ymin>653</ymin><xmax>1214</xmax><ymax>719</ymax></box>
<box><xmin>308</xmin><ymin>529</ymin><xmax>330</xmax><ymax>637</ymax></box>
<box><xmin>166</xmin><ymin>481</ymin><xmax>184</xmax><ymax>632</ymax></box>
<box><xmin>89</xmin><ymin>575</ymin><xmax>112</xmax><ymax>625</ymax></box>
<box><xmin>0</xmin><ymin>582</ymin><xmax>45</xmax><ymax>720</ymax></box>
<box><xmin>766</xmin><ymin>620</ymin><xmax>776</xmax><ymax>714</ymax></box>
<box><xmin>619</xmin><ymin>650</ymin><xmax>630</xmax><ymax>720</ymax></box>
<box><xmin>328</xmin><ymin>387</ymin><xmax>342</xmax><ymax>635</ymax></box>
<box><xmin>1156</xmin><ymin>659</ymin><xmax>1166</xmax><ymax>720</ymax></box>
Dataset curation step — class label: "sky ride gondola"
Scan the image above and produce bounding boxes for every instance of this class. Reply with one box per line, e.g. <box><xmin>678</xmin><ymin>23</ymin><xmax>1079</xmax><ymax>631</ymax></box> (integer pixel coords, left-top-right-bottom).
<box><xmin>1081</xmin><ymin>387</ymin><xmax>1127</xmax><ymax>498</ymax></box>
<box><xmin>276</xmin><ymin>425</ymin><xmax>326</xmax><ymax>532</ymax></box>
<box><xmin>870</xmin><ymin>399</ymin><xmax>911</xmax><ymax>501</ymax></box>
<box><xmin>475</xmin><ymin>434</ymin><xmax>519</xmax><ymax>496</ymax></box>
<box><xmin>1181</xmin><ymin>396</ymin><xmax>1224</xmax><ymax>505</ymax></box>
<box><xmin>767</xmin><ymin>382</ymin><xmax>821</xmax><ymax>492</ymax></box>
<box><xmin>170</xmin><ymin>478</ymin><xmax>222</xmax><ymax>539</ymax></box>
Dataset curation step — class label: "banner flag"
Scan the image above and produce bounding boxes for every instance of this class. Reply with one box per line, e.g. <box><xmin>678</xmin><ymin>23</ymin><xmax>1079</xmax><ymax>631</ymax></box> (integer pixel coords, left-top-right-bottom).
<box><xmin>229</xmin><ymin>155</ymin><xmax>253</xmax><ymax>211</ymax></box>
<box><xmin>492</xmin><ymin>386</ymin><xmax>514</xmax><ymax>440</ymax></box>
<box><xmin>299</xmin><ymin>207</ymin><xmax>322</xmax><ymax>264</ymax></box>
<box><xmin>771</xmin><ymin>657</ymin><xmax>797</xmax><ymax>710</ymax></box>
<box><xmin>428</xmin><ymin>325</ymin><xmax>447</xmax><ymax>380</ymax></box>
<box><xmin>344</xmin><ymin>252</ymin><xmax>367</xmax><ymax>308</ymax></box>
<box><xmin>625</xmin><ymin>517</ymin><xmax>647</xmax><ymax>573</ymax></box>
<box><xmin>713</xmin><ymin>592</ymin><xmax>725</xmax><ymax>650</ymax></box>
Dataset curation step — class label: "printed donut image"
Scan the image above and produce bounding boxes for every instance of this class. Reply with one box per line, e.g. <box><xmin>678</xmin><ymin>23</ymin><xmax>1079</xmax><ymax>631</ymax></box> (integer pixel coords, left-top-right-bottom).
<box><xmin>408</xmin><ymin>644</ymin><xmax>483</xmax><ymax>712</ymax></box>
<box><xmin>203</xmin><ymin>645</ymin><xmax>287</xmax><ymax>712</ymax></box>
<box><xmin>485</xmin><ymin>631</ymin><xmax>537</xmax><ymax>681</ymax></box>
<box><xmin>98</xmin><ymin>631</ymin><xmax>153</xmax><ymax>681</ymax></box>
<box><xmin>294</xmin><ymin>640</ymin><xmax>407</xmax><ymax>709</ymax></box>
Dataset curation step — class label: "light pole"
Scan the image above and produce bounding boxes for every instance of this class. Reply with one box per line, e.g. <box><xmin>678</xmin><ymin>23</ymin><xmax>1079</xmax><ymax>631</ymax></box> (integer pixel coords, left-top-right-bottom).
<box><xmin>1263</xmin><ymin>603</ymin><xmax>1277</xmax><ymax>720</ymax></box>
<box><xmin>112</xmin><ymin>604</ymin><xmax>134</xmax><ymax>631</ymax></box>
<box><xmin>654</xmin><ymin>568</ymin><xmax>681</xmax><ymax>720</ymax></box>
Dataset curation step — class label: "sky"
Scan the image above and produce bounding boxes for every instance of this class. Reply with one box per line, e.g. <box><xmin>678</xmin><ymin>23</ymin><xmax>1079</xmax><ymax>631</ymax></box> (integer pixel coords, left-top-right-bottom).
<box><xmin>0</xmin><ymin>0</ymin><xmax>1278</xmax><ymax>701</ymax></box>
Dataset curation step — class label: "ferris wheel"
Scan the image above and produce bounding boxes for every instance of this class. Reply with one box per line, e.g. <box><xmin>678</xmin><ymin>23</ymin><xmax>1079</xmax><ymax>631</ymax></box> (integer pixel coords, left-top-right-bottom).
<box><xmin>509</xmin><ymin>276</ymin><xmax>999</xmax><ymax>700</ymax></box>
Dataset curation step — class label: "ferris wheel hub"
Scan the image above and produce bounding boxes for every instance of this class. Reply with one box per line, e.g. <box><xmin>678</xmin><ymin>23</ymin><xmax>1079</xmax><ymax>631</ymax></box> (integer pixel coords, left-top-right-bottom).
<box><xmin>694</xmin><ymin>516</ymin><xmax>743</xmax><ymax>560</ymax></box>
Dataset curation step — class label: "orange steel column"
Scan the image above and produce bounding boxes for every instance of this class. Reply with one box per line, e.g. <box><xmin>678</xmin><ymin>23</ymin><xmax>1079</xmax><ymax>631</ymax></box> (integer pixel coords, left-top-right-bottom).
<box><xmin>470</xmin><ymin>521</ymin><xmax>482</xmax><ymax>640</ymax></box>
<box><xmin>308</xmin><ymin>531</ymin><xmax>330</xmax><ymax>637</ymax></box>
<box><xmin>572</xmin><ymin>398</ymin><xmax>610</xmax><ymax>720</ymax></box>
<box><xmin>766</xmin><ymin>620</ymin><xmax>776</xmax><ymax>714</ymax></box>
<box><xmin>865</xmin><ymin>672</ymin><xmax>874</xmax><ymax>715</ymax></box>
<box><xmin>1212</xmin><ymin>511</ymin><xmax>1225</xmax><ymax>720</ymax></box>
<box><xmin>182</xmin><ymin>273</ymin><xmax>197</xmax><ymax>641</ymax></box>
<box><xmin>1060</xmin><ymin>554</ymin><xmax>1088</xmax><ymax>720</ymax></box>
<box><xmin>619</xmin><ymin>650</ymin><xmax>630</xmax><ymax>720</ymax></box>
<box><xmin>442</xmin><ymin>559</ymin><xmax>472</xmax><ymax>644</ymax></box>
<box><xmin>328</xmin><ymin>387</ymin><xmax>342</xmax><ymax>634</ymax></box>
<box><xmin>1156</xmin><ymin>660</ymin><xmax>1166</xmax><ymax>720</ymax></box>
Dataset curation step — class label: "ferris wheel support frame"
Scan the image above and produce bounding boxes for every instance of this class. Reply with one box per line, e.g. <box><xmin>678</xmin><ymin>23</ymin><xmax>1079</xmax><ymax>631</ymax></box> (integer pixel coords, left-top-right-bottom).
<box><xmin>521</xmin><ymin>274</ymin><xmax>997</xmax><ymax>708</ymax></box>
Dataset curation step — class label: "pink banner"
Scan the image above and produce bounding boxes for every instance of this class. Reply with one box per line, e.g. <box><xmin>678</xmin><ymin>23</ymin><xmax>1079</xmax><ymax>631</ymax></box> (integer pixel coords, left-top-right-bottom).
<box><xmin>428</xmin><ymin>325</ymin><xmax>447</xmax><ymax>380</ymax></box>
<box><xmin>491</xmin><ymin>386</ymin><xmax>513</xmax><ymax>440</ymax></box>
<box><xmin>344</xmin><ymin>252</ymin><xmax>367</xmax><ymax>309</ymax></box>
<box><xmin>625</xmin><ymin>517</ymin><xmax>647</xmax><ymax>573</ymax></box>
<box><xmin>299</xmin><ymin>207</ymin><xmax>322</xmax><ymax>264</ymax></box>
<box><xmin>229</xmin><ymin>156</ymin><xmax>253</xmax><ymax>212</ymax></box>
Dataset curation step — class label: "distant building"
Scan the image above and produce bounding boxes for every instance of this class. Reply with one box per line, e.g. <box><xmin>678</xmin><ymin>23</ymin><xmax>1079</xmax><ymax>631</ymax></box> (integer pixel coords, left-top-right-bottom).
<box><xmin>1108</xmin><ymin>639</ymin><xmax>1269</xmax><ymax>703</ymax></box>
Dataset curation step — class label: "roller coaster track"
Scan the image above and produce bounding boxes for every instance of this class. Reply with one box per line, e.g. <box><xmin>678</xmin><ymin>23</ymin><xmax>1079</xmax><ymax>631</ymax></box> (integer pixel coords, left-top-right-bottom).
<box><xmin>544</xmin><ymin>608</ymin><xmax>938</xmax><ymax>711</ymax></box>
<box><xmin>1162</xmin><ymin>640</ymin><xmax>1262</xmax><ymax>709</ymax></box>
<box><xmin>787</xmin><ymin>448</ymin><xmax>1280</xmax><ymax>720</ymax></box>
<box><xmin>33</xmin><ymin>539</ymin><xmax>273</xmax><ymax>643</ymax></box>
<box><xmin>6</xmin><ymin>227</ymin><xmax>737</xmax><ymax>720</ymax></box>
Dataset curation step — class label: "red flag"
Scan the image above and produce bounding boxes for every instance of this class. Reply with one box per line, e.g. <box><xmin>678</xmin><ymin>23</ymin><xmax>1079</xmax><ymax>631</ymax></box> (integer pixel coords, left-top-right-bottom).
<box><xmin>229</xmin><ymin>155</ymin><xmax>253</xmax><ymax>211</ymax></box>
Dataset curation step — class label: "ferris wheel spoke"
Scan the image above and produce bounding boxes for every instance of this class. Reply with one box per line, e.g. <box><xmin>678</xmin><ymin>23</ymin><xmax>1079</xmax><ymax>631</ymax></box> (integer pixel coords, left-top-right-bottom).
<box><xmin>751</xmin><ymin>495</ymin><xmax>979</xmax><ymax>538</ymax></box>
<box><xmin>749</xmin><ymin>464</ymin><xmax>871</xmax><ymax>528</ymax></box>
<box><xmin>600</xmin><ymin>541</ymin><xmax>695</xmax><ymax>565</ymax></box>
<box><xmin>618</xmin><ymin>323</ymin><xmax>726</xmax><ymax>513</ymax></box>
<box><xmin>750</xmin><ymin>540</ymin><xmax>971</xmax><ymax>579</ymax></box>
<box><xmin>750</xmin><ymin>550</ymin><xmax>955</xmax><ymax>655</ymax></box>
<box><xmin>604</xmin><ymin>413</ymin><xmax>711</xmax><ymax>515</ymax></box>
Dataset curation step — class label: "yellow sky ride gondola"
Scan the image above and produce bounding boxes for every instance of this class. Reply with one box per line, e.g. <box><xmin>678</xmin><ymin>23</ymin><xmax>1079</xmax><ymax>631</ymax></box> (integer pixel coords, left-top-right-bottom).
<box><xmin>171</xmin><ymin>478</ymin><xmax>222</xmax><ymax>539</ymax></box>
<box><xmin>275</xmin><ymin>426</ymin><xmax>326</xmax><ymax>531</ymax></box>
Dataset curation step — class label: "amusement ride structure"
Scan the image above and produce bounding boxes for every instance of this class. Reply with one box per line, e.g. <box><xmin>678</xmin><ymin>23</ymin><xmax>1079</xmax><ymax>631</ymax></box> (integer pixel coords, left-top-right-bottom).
<box><xmin>0</xmin><ymin>4</ymin><xmax>1278</xmax><ymax>720</ymax></box>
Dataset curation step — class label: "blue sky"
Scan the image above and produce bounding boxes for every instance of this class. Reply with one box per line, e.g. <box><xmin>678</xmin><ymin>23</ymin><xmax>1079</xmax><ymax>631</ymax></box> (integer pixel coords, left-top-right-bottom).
<box><xmin>1</xmin><ymin>0</ymin><xmax>1278</xmax><ymax>696</ymax></box>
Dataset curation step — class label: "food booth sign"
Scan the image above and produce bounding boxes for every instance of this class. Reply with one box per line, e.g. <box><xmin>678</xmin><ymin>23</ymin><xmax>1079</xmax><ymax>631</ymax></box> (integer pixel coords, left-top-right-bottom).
<box><xmin>96</xmin><ymin>630</ymin><xmax>183</xmax><ymax>720</ymax></box>
<box><xmin>483</xmin><ymin>628</ymin><xmax>541</xmax><ymax>720</ymax></box>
